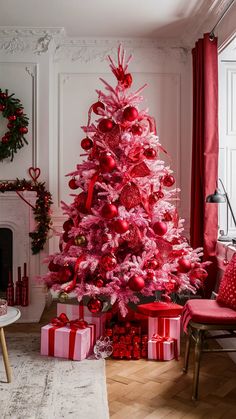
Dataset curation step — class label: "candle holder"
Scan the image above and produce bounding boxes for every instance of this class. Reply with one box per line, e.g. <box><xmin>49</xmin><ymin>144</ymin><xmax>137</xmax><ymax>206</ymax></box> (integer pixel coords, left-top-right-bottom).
<box><xmin>0</xmin><ymin>299</ymin><xmax>8</xmax><ymax>316</ymax></box>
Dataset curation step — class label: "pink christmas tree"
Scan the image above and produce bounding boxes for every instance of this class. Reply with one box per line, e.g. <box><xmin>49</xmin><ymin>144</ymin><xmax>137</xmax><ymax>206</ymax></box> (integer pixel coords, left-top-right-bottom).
<box><xmin>43</xmin><ymin>46</ymin><xmax>209</xmax><ymax>316</ymax></box>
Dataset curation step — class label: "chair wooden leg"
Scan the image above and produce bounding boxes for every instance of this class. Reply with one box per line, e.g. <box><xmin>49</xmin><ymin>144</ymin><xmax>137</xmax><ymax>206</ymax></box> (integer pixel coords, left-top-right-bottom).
<box><xmin>192</xmin><ymin>329</ymin><xmax>203</xmax><ymax>401</ymax></box>
<box><xmin>0</xmin><ymin>327</ymin><xmax>12</xmax><ymax>383</ymax></box>
<box><xmin>183</xmin><ymin>331</ymin><xmax>191</xmax><ymax>373</ymax></box>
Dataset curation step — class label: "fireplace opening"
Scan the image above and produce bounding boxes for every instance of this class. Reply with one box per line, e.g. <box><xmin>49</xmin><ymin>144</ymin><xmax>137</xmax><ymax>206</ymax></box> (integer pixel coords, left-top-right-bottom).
<box><xmin>0</xmin><ymin>228</ymin><xmax>13</xmax><ymax>297</ymax></box>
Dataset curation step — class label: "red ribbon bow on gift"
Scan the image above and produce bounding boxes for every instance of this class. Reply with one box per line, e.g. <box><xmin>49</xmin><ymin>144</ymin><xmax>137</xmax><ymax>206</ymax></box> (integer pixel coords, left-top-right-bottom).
<box><xmin>151</xmin><ymin>334</ymin><xmax>178</xmax><ymax>360</ymax></box>
<box><xmin>50</xmin><ymin>312</ymin><xmax>88</xmax><ymax>330</ymax></box>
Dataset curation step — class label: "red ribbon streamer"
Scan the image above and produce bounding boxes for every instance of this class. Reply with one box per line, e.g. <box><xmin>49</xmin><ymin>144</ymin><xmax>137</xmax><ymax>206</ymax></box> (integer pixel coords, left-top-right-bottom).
<box><xmin>85</xmin><ymin>171</ymin><xmax>100</xmax><ymax>212</ymax></box>
<box><xmin>63</xmin><ymin>255</ymin><xmax>86</xmax><ymax>293</ymax></box>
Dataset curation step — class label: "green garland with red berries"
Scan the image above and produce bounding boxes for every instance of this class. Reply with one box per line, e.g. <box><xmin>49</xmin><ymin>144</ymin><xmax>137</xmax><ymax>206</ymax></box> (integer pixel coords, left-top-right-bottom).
<box><xmin>0</xmin><ymin>89</ymin><xmax>29</xmax><ymax>161</ymax></box>
<box><xmin>0</xmin><ymin>178</ymin><xmax>53</xmax><ymax>254</ymax></box>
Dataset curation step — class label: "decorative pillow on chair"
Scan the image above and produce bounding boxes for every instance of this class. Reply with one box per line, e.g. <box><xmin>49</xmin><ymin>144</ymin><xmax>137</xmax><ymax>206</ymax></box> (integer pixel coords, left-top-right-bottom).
<box><xmin>217</xmin><ymin>253</ymin><xmax>236</xmax><ymax>310</ymax></box>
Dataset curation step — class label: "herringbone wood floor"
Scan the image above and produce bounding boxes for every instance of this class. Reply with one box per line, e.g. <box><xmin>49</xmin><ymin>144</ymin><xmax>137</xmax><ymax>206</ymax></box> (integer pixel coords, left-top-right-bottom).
<box><xmin>5</xmin><ymin>303</ymin><xmax>236</xmax><ymax>419</ymax></box>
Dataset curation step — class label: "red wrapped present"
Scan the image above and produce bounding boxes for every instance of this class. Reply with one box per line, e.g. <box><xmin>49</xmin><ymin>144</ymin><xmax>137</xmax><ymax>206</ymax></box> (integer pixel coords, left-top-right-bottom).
<box><xmin>137</xmin><ymin>302</ymin><xmax>183</xmax><ymax>318</ymax></box>
<box><xmin>41</xmin><ymin>313</ymin><xmax>95</xmax><ymax>361</ymax></box>
<box><xmin>148</xmin><ymin>316</ymin><xmax>181</xmax><ymax>355</ymax></box>
<box><xmin>57</xmin><ymin>303</ymin><xmax>107</xmax><ymax>339</ymax></box>
<box><xmin>148</xmin><ymin>334</ymin><xmax>178</xmax><ymax>361</ymax></box>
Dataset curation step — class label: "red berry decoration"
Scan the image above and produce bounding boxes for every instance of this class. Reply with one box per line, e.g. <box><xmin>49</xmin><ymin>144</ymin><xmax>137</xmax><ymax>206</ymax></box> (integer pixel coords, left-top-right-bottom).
<box><xmin>81</xmin><ymin>137</ymin><xmax>93</xmax><ymax>150</ymax></box>
<box><xmin>101</xmin><ymin>253</ymin><xmax>117</xmax><ymax>271</ymax></box>
<box><xmin>99</xmin><ymin>153</ymin><xmax>116</xmax><ymax>173</ymax></box>
<box><xmin>8</xmin><ymin>115</ymin><xmax>17</xmax><ymax>121</ymax></box>
<box><xmin>178</xmin><ymin>258</ymin><xmax>192</xmax><ymax>273</ymax></box>
<box><xmin>131</xmin><ymin>124</ymin><xmax>143</xmax><ymax>136</ymax></box>
<box><xmin>163</xmin><ymin>174</ymin><xmax>175</xmax><ymax>187</ymax></box>
<box><xmin>112</xmin><ymin>219</ymin><xmax>129</xmax><ymax>234</ymax></box>
<box><xmin>0</xmin><ymin>104</ymin><xmax>6</xmax><ymax>111</ymax></box>
<box><xmin>87</xmin><ymin>297</ymin><xmax>103</xmax><ymax>313</ymax></box>
<box><xmin>144</xmin><ymin>148</ymin><xmax>157</xmax><ymax>159</ymax></box>
<box><xmin>101</xmin><ymin>203</ymin><xmax>118</xmax><ymax>219</ymax></box>
<box><xmin>153</xmin><ymin>221</ymin><xmax>167</xmax><ymax>236</ymax></box>
<box><xmin>7</xmin><ymin>123</ymin><xmax>13</xmax><ymax>129</ymax></box>
<box><xmin>68</xmin><ymin>178</ymin><xmax>78</xmax><ymax>190</ymax></box>
<box><xmin>15</xmin><ymin>108</ymin><xmax>24</xmax><ymax>116</ymax></box>
<box><xmin>123</xmin><ymin>106</ymin><xmax>138</xmax><ymax>122</ymax></box>
<box><xmin>19</xmin><ymin>126</ymin><xmax>28</xmax><ymax>134</ymax></box>
<box><xmin>128</xmin><ymin>275</ymin><xmax>145</xmax><ymax>291</ymax></box>
<box><xmin>1</xmin><ymin>136</ymin><xmax>9</xmax><ymax>144</ymax></box>
<box><xmin>98</xmin><ymin>118</ymin><xmax>114</xmax><ymax>133</ymax></box>
<box><xmin>92</xmin><ymin>101</ymin><xmax>105</xmax><ymax>115</ymax></box>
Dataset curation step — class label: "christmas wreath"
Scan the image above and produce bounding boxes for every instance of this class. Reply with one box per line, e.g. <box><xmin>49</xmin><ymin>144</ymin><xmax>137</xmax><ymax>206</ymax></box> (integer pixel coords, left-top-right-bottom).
<box><xmin>0</xmin><ymin>89</ymin><xmax>29</xmax><ymax>161</ymax></box>
<box><xmin>0</xmin><ymin>168</ymin><xmax>53</xmax><ymax>254</ymax></box>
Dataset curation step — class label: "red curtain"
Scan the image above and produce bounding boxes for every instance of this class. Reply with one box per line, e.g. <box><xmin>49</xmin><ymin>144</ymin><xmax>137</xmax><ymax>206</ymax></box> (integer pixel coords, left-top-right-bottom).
<box><xmin>190</xmin><ymin>33</ymin><xmax>219</xmax><ymax>297</ymax></box>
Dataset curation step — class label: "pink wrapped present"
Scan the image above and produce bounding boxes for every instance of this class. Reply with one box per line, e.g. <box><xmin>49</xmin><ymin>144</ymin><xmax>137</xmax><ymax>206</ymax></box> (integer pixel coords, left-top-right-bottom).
<box><xmin>148</xmin><ymin>334</ymin><xmax>178</xmax><ymax>361</ymax></box>
<box><xmin>148</xmin><ymin>316</ymin><xmax>180</xmax><ymax>355</ymax></box>
<box><xmin>41</xmin><ymin>313</ymin><xmax>95</xmax><ymax>361</ymax></box>
<box><xmin>57</xmin><ymin>303</ymin><xmax>107</xmax><ymax>339</ymax></box>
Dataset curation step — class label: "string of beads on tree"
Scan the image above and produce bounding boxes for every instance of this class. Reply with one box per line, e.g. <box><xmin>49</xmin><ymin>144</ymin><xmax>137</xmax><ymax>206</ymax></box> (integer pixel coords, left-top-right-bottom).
<box><xmin>0</xmin><ymin>89</ymin><xmax>29</xmax><ymax>161</ymax></box>
<box><xmin>0</xmin><ymin>177</ymin><xmax>53</xmax><ymax>254</ymax></box>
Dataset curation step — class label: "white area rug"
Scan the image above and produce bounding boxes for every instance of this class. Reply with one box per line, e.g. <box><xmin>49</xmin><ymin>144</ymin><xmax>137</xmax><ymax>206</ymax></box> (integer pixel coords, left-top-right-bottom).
<box><xmin>0</xmin><ymin>334</ymin><xmax>109</xmax><ymax>419</ymax></box>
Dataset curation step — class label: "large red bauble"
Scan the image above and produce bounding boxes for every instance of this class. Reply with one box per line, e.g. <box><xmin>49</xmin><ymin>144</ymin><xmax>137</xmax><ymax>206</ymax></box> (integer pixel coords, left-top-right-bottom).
<box><xmin>48</xmin><ymin>261</ymin><xmax>60</xmax><ymax>272</ymax></box>
<box><xmin>98</xmin><ymin>118</ymin><xmax>114</xmax><ymax>133</ymax></box>
<box><xmin>112</xmin><ymin>219</ymin><xmax>129</xmax><ymax>234</ymax></box>
<box><xmin>178</xmin><ymin>258</ymin><xmax>192</xmax><ymax>273</ymax></box>
<box><xmin>63</xmin><ymin>219</ymin><xmax>73</xmax><ymax>231</ymax></box>
<box><xmin>68</xmin><ymin>178</ymin><xmax>78</xmax><ymax>190</ymax></box>
<box><xmin>99</xmin><ymin>153</ymin><xmax>116</xmax><ymax>173</ymax></box>
<box><xmin>128</xmin><ymin>275</ymin><xmax>145</xmax><ymax>291</ymax></box>
<box><xmin>58</xmin><ymin>266</ymin><xmax>73</xmax><ymax>283</ymax></box>
<box><xmin>92</xmin><ymin>101</ymin><xmax>105</xmax><ymax>115</ymax></box>
<box><xmin>153</xmin><ymin>221</ymin><xmax>167</xmax><ymax>236</ymax></box>
<box><xmin>144</xmin><ymin>258</ymin><xmax>160</xmax><ymax>270</ymax></box>
<box><xmin>81</xmin><ymin>137</ymin><xmax>93</xmax><ymax>150</ymax></box>
<box><xmin>100</xmin><ymin>253</ymin><xmax>117</xmax><ymax>271</ymax></box>
<box><xmin>101</xmin><ymin>203</ymin><xmax>118</xmax><ymax>219</ymax></box>
<box><xmin>131</xmin><ymin>124</ymin><xmax>143</xmax><ymax>136</ymax></box>
<box><xmin>144</xmin><ymin>148</ymin><xmax>157</xmax><ymax>159</ymax></box>
<box><xmin>123</xmin><ymin>106</ymin><xmax>138</xmax><ymax>122</ymax></box>
<box><xmin>87</xmin><ymin>297</ymin><xmax>103</xmax><ymax>313</ymax></box>
<box><xmin>163</xmin><ymin>174</ymin><xmax>175</xmax><ymax>187</ymax></box>
<box><xmin>19</xmin><ymin>126</ymin><xmax>28</xmax><ymax>134</ymax></box>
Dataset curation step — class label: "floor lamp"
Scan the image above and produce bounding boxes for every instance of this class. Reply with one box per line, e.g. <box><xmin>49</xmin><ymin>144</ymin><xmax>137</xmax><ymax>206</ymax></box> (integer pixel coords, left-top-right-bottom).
<box><xmin>206</xmin><ymin>178</ymin><xmax>236</xmax><ymax>244</ymax></box>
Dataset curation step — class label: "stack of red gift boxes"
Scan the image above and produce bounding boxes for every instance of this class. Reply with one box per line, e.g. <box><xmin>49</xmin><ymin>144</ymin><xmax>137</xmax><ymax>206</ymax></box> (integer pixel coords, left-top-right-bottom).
<box><xmin>40</xmin><ymin>301</ymin><xmax>182</xmax><ymax>362</ymax></box>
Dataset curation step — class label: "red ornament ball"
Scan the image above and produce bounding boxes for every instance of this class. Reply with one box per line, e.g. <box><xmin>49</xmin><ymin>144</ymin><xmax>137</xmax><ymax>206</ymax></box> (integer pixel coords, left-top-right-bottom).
<box><xmin>144</xmin><ymin>258</ymin><xmax>160</xmax><ymax>270</ymax></box>
<box><xmin>81</xmin><ymin>137</ymin><xmax>93</xmax><ymax>150</ymax></box>
<box><xmin>153</xmin><ymin>221</ymin><xmax>167</xmax><ymax>236</ymax></box>
<box><xmin>123</xmin><ymin>106</ymin><xmax>138</xmax><ymax>122</ymax></box>
<box><xmin>98</xmin><ymin>118</ymin><xmax>114</xmax><ymax>133</ymax></box>
<box><xmin>58</xmin><ymin>266</ymin><xmax>73</xmax><ymax>283</ymax></box>
<box><xmin>0</xmin><ymin>104</ymin><xmax>6</xmax><ymax>111</ymax></box>
<box><xmin>163</xmin><ymin>212</ymin><xmax>172</xmax><ymax>222</ymax></box>
<box><xmin>8</xmin><ymin>115</ymin><xmax>17</xmax><ymax>121</ymax></box>
<box><xmin>48</xmin><ymin>261</ymin><xmax>61</xmax><ymax>272</ymax></box>
<box><xmin>99</xmin><ymin>153</ymin><xmax>116</xmax><ymax>173</ymax></box>
<box><xmin>7</xmin><ymin>122</ymin><xmax>13</xmax><ymax>129</ymax></box>
<box><xmin>63</xmin><ymin>219</ymin><xmax>73</xmax><ymax>232</ymax></box>
<box><xmin>101</xmin><ymin>233</ymin><xmax>110</xmax><ymax>243</ymax></box>
<box><xmin>100</xmin><ymin>253</ymin><xmax>117</xmax><ymax>271</ymax></box>
<box><xmin>68</xmin><ymin>178</ymin><xmax>78</xmax><ymax>190</ymax></box>
<box><xmin>1</xmin><ymin>136</ymin><xmax>9</xmax><ymax>144</ymax></box>
<box><xmin>101</xmin><ymin>203</ymin><xmax>118</xmax><ymax>219</ymax></box>
<box><xmin>131</xmin><ymin>124</ymin><xmax>143</xmax><ymax>136</ymax></box>
<box><xmin>94</xmin><ymin>277</ymin><xmax>104</xmax><ymax>288</ymax></box>
<box><xmin>19</xmin><ymin>126</ymin><xmax>28</xmax><ymax>134</ymax></box>
<box><xmin>178</xmin><ymin>258</ymin><xmax>192</xmax><ymax>273</ymax></box>
<box><xmin>112</xmin><ymin>219</ymin><xmax>129</xmax><ymax>234</ymax></box>
<box><xmin>144</xmin><ymin>148</ymin><xmax>157</xmax><ymax>160</ymax></box>
<box><xmin>92</xmin><ymin>101</ymin><xmax>105</xmax><ymax>115</ymax></box>
<box><xmin>87</xmin><ymin>297</ymin><xmax>103</xmax><ymax>313</ymax></box>
<box><xmin>149</xmin><ymin>190</ymin><xmax>164</xmax><ymax>205</ymax></box>
<box><xmin>15</xmin><ymin>108</ymin><xmax>24</xmax><ymax>116</ymax></box>
<box><xmin>163</xmin><ymin>174</ymin><xmax>175</xmax><ymax>187</ymax></box>
<box><xmin>128</xmin><ymin>275</ymin><xmax>145</xmax><ymax>291</ymax></box>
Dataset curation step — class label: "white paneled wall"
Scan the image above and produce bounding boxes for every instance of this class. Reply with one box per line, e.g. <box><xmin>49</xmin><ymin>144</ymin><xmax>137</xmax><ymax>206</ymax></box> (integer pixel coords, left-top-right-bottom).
<box><xmin>0</xmin><ymin>34</ymin><xmax>192</xmax><ymax>255</ymax></box>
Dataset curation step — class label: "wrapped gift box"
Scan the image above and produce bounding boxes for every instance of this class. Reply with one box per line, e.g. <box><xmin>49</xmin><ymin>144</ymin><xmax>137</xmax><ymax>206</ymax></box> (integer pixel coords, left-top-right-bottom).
<box><xmin>148</xmin><ymin>335</ymin><xmax>177</xmax><ymax>361</ymax></box>
<box><xmin>137</xmin><ymin>302</ymin><xmax>183</xmax><ymax>318</ymax></box>
<box><xmin>57</xmin><ymin>303</ymin><xmax>107</xmax><ymax>339</ymax></box>
<box><xmin>41</xmin><ymin>322</ymin><xmax>95</xmax><ymax>361</ymax></box>
<box><xmin>148</xmin><ymin>316</ymin><xmax>181</xmax><ymax>355</ymax></box>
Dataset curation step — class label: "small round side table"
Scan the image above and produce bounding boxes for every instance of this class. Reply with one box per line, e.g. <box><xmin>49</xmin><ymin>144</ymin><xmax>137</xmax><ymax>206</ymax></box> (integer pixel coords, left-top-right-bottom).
<box><xmin>0</xmin><ymin>307</ymin><xmax>21</xmax><ymax>383</ymax></box>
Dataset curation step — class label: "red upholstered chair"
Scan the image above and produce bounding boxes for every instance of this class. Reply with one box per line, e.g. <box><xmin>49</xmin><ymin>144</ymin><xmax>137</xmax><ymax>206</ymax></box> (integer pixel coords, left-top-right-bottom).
<box><xmin>182</xmin><ymin>299</ymin><xmax>236</xmax><ymax>400</ymax></box>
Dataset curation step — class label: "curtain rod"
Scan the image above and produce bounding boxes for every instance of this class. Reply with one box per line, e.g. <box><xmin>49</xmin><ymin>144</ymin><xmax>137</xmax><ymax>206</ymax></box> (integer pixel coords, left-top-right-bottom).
<box><xmin>209</xmin><ymin>0</ymin><xmax>235</xmax><ymax>40</ymax></box>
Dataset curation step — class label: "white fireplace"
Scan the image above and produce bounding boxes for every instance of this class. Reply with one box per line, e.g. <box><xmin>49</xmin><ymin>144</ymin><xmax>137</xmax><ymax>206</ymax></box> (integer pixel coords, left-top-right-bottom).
<box><xmin>0</xmin><ymin>191</ymin><xmax>47</xmax><ymax>322</ymax></box>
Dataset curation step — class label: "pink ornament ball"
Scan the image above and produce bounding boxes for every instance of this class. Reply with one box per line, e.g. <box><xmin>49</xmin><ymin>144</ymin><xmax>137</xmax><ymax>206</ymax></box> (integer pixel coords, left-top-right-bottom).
<box><xmin>123</xmin><ymin>106</ymin><xmax>138</xmax><ymax>122</ymax></box>
<box><xmin>153</xmin><ymin>221</ymin><xmax>167</xmax><ymax>236</ymax></box>
<box><xmin>178</xmin><ymin>258</ymin><xmax>192</xmax><ymax>273</ymax></box>
<box><xmin>101</xmin><ymin>203</ymin><xmax>118</xmax><ymax>219</ymax></box>
<box><xmin>98</xmin><ymin>118</ymin><xmax>114</xmax><ymax>133</ymax></box>
<box><xmin>128</xmin><ymin>275</ymin><xmax>145</xmax><ymax>291</ymax></box>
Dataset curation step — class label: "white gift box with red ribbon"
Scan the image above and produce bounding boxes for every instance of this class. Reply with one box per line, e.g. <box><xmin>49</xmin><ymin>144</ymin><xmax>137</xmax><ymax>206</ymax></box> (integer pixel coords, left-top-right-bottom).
<box><xmin>148</xmin><ymin>316</ymin><xmax>181</xmax><ymax>355</ymax></box>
